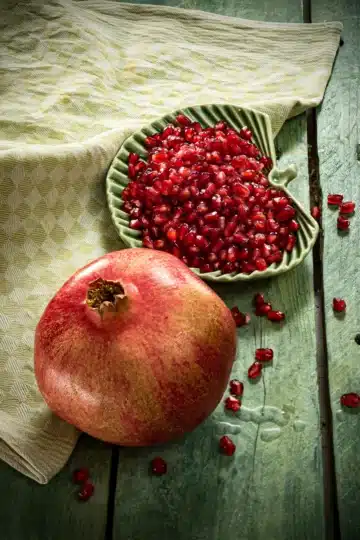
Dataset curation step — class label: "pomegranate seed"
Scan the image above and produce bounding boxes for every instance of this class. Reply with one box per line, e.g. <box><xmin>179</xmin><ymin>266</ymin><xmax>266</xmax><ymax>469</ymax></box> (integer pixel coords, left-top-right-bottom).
<box><xmin>224</xmin><ymin>396</ymin><xmax>241</xmax><ymax>412</ymax></box>
<box><xmin>151</xmin><ymin>457</ymin><xmax>167</xmax><ymax>476</ymax></box>
<box><xmin>166</xmin><ymin>228</ymin><xmax>177</xmax><ymax>242</ymax></box>
<box><xmin>229</xmin><ymin>379</ymin><xmax>244</xmax><ymax>397</ymax></box>
<box><xmin>248</xmin><ymin>362</ymin><xmax>262</xmax><ymax>379</ymax></box>
<box><xmin>255</xmin><ymin>348</ymin><xmax>274</xmax><ymax>362</ymax></box>
<box><xmin>327</xmin><ymin>194</ymin><xmax>343</xmax><ymax>206</ymax></box>
<box><xmin>240</xmin><ymin>127</ymin><xmax>252</xmax><ymax>140</ymax></box>
<box><xmin>289</xmin><ymin>219</ymin><xmax>300</xmax><ymax>232</ymax></box>
<box><xmin>337</xmin><ymin>216</ymin><xmax>350</xmax><ymax>231</ymax></box>
<box><xmin>176</xmin><ymin>114</ymin><xmax>191</xmax><ymax>126</ymax></box>
<box><xmin>340</xmin><ymin>201</ymin><xmax>356</xmax><ymax>214</ymax></box>
<box><xmin>254</xmin><ymin>293</ymin><xmax>265</xmax><ymax>306</ymax></box>
<box><xmin>340</xmin><ymin>393</ymin><xmax>360</xmax><ymax>408</ymax></box>
<box><xmin>219</xmin><ymin>435</ymin><xmax>236</xmax><ymax>456</ymax></box>
<box><xmin>259</xmin><ymin>156</ymin><xmax>273</xmax><ymax>169</ymax></box>
<box><xmin>255</xmin><ymin>302</ymin><xmax>272</xmax><ymax>316</ymax></box>
<box><xmin>255</xmin><ymin>258</ymin><xmax>267</xmax><ymax>271</ymax></box>
<box><xmin>333</xmin><ymin>298</ymin><xmax>346</xmax><ymax>312</ymax></box>
<box><xmin>73</xmin><ymin>468</ymin><xmax>89</xmax><ymax>484</ymax></box>
<box><xmin>276</xmin><ymin>206</ymin><xmax>296</xmax><ymax>221</ymax></box>
<box><xmin>78</xmin><ymin>482</ymin><xmax>95</xmax><ymax>502</ymax></box>
<box><xmin>311</xmin><ymin>206</ymin><xmax>321</xmax><ymax>221</ymax></box>
<box><xmin>231</xmin><ymin>306</ymin><xmax>249</xmax><ymax>327</ymax></box>
<box><xmin>267</xmin><ymin>310</ymin><xmax>285</xmax><ymax>322</ymax></box>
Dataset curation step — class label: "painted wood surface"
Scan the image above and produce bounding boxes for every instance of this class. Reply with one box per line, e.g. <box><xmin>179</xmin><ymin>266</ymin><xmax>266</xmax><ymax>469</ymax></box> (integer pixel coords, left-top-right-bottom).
<box><xmin>113</xmin><ymin>2</ymin><xmax>324</xmax><ymax>540</ymax></box>
<box><xmin>312</xmin><ymin>0</ymin><xmax>360</xmax><ymax>538</ymax></box>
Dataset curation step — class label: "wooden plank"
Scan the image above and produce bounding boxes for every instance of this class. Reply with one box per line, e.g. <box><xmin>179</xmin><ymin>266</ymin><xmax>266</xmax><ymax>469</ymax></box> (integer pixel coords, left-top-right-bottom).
<box><xmin>113</xmin><ymin>2</ymin><xmax>325</xmax><ymax>540</ymax></box>
<box><xmin>312</xmin><ymin>0</ymin><xmax>360</xmax><ymax>538</ymax></box>
<box><xmin>0</xmin><ymin>435</ymin><xmax>112</xmax><ymax>540</ymax></box>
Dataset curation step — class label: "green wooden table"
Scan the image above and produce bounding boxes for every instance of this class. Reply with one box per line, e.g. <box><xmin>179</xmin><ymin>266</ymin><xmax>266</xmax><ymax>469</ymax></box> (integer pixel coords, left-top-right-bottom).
<box><xmin>1</xmin><ymin>0</ymin><xmax>359</xmax><ymax>539</ymax></box>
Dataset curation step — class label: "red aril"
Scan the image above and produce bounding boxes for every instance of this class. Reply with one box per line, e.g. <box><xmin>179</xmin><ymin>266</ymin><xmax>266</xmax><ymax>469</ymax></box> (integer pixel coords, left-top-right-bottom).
<box><xmin>230</xmin><ymin>307</ymin><xmax>250</xmax><ymax>327</ymax></box>
<box><xmin>333</xmin><ymin>298</ymin><xmax>346</xmax><ymax>312</ymax></box>
<box><xmin>311</xmin><ymin>206</ymin><xmax>321</xmax><ymax>221</ymax></box>
<box><xmin>229</xmin><ymin>379</ymin><xmax>244</xmax><ymax>397</ymax></box>
<box><xmin>255</xmin><ymin>348</ymin><xmax>274</xmax><ymax>362</ymax></box>
<box><xmin>327</xmin><ymin>194</ymin><xmax>343</xmax><ymax>206</ymax></box>
<box><xmin>78</xmin><ymin>482</ymin><xmax>95</xmax><ymax>502</ymax></box>
<box><xmin>224</xmin><ymin>396</ymin><xmax>241</xmax><ymax>412</ymax></box>
<box><xmin>219</xmin><ymin>435</ymin><xmax>236</xmax><ymax>456</ymax></box>
<box><xmin>337</xmin><ymin>216</ymin><xmax>350</xmax><ymax>231</ymax></box>
<box><xmin>34</xmin><ymin>249</ymin><xmax>237</xmax><ymax>446</ymax></box>
<box><xmin>248</xmin><ymin>362</ymin><xmax>262</xmax><ymax>380</ymax></box>
<box><xmin>340</xmin><ymin>393</ymin><xmax>360</xmax><ymax>408</ymax></box>
<box><xmin>255</xmin><ymin>302</ymin><xmax>272</xmax><ymax>316</ymax></box>
<box><xmin>73</xmin><ymin>468</ymin><xmax>89</xmax><ymax>484</ymax></box>
<box><xmin>267</xmin><ymin>310</ymin><xmax>285</xmax><ymax>322</ymax></box>
<box><xmin>340</xmin><ymin>201</ymin><xmax>356</xmax><ymax>214</ymax></box>
<box><xmin>151</xmin><ymin>457</ymin><xmax>167</xmax><ymax>476</ymax></box>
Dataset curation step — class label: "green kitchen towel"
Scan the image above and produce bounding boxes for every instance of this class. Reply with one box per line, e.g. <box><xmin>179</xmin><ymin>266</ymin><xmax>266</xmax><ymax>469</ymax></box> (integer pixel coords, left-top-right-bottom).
<box><xmin>0</xmin><ymin>0</ymin><xmax>342</xmax><ymax>483</ymax></box>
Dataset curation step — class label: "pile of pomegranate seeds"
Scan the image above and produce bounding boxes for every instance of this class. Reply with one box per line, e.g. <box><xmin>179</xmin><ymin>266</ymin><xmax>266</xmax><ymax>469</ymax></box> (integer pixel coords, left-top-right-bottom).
<box><xmin>333</xmin><ymin>297</ymin><xmax>346</xmax><ymax>313</ymax></box>
<box><xmin>230</xmin><ymin>306</ymin><xmax>250</xmax><ymax>327</ymax></box>
<box><xmin>340</xmin><ymin>393</ymin><xmax>360</xmax><ymax>408</ymax></box>
<box><xmin>219</xmin><ymin>435</ymin><xmax>236</xmax><ymax>456</ymax></box>
<box><xmin>253</xmin><ymin>293</ymin><xmax>285</xmax><ymax>322</ymax></box>
<box><xmin>72</xmin><ymin>467</ymin><xmax>94</xmax><ymax>502</ymax></box>
<box><xmin>150</xmin><ymin>456</ymin><xmax>167</xmax><ymax>476</ymax></box>
<box><xmin>327</xmin><ymin>193</ymin><xmax>356</xmax><ymax>232</ymax></box>
<box><xmin>123</xmin><ymin>115</ymin><xmax>300</xmax><ymax>274</ymax></box>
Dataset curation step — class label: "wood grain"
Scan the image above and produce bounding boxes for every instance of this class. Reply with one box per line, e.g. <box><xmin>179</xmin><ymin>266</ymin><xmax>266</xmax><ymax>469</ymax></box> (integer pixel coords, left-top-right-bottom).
<box><xmin>312</xmin><ymin>0</ymin><xmax>360</xmax><ymax>538</ymax></box>
<box><xmin>113</xmin><ymin>2</ymin><xmax>324</xmax><ymax>539</ymax></box>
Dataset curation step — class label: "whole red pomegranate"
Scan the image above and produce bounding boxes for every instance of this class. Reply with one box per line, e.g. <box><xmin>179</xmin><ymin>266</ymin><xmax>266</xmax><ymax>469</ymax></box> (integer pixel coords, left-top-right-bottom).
<box><xmin>34</xmin><ymin>248</ymin><xmax>236</xmax><ymax>445</ymax></box>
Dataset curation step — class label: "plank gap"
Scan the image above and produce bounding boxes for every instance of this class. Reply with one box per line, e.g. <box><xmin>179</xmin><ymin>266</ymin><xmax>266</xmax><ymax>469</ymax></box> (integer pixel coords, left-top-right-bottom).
<box><xmin>105</xmin><ymin>446</ymin><xmax>120</xmax><ymax>540</ymax></box>
<box><xmin>304</xmin><ymin>1</ymin><xmax>341</xmax><ymax>536</ymax></box>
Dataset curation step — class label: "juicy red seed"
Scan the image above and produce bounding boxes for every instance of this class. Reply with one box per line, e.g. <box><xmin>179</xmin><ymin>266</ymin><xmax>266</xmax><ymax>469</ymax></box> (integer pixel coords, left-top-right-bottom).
<box><xmin>327</xmin><ymin>194</ymin><xmax>343</xmax><ymax>206</ymax></box>
<box><xmin>286</xmin><ymin>234</ymin><xmax>296</xmax><ymax>252</ymax></box>
<box><xmin>333</xmin><ymin>298</ymin><xmax>346</xmax><ymax>312</ymax></box>
<box><xmin>340</xmin><ymin>393</ymin><xmax>360</xmax><ymax>408</ymax></box>
<box><xmin>337</xmin><ymin>216</ymin><xmax>350</xmax><ymax>231</ymax></box>
<box><xmin>255</xmin><ymin>258</ymin><xmax>267</xmax><ymax>271</ymax></box>
<box><xmin>229</xmin><ymin>379</ymin><xmax>244</xmax><ymax>397</ymax></box>
<box><xmin>224</xmin><ymin>396</ymin><xmax>241</xmax><ymax>412</ymax></box>
<box><xmin>166</xmin><ymin>228</ymin><xmax>177</xmax><ymax>242</ymax></box>
<box><xmin>273</xmin><ymin>196</ymin><xmax>289</xmax><ymax>208</ymax></box>
<box><xmin>289</xmin><ymin>219</ymin><xmax>300</xmax><ymax>232</ymax></box>
<box><xmin>151</xmin><ymin>457</ymin><xmax>167</xmax><ymax>476</ymax></box>
<box><xmin>73</xmin><ymin>468</ymin><xmax>89</xmax><ymax>484</ymax></box>
<box><xmin>230</xmin><ymin>306</ymin><xmax>249</xmax><ymax>327</ymax></box>
<box><xmin>129</xmin><ymin>219</ymin><xmax>142</xmax><ymax>230</ymax></box>
<box><xmin>267</xmin><ymin>310</ymin><xmax>285</xmax><ymax>322</ymax></box>
<box><xmin>340</xmin><ymin>201</ymin><xmax>356</xmax><ymax>214</ymax></box>
<box><xmin>254</xmin><ymin>293</ymin><xmax>265</xmax><ymax>306</ymax></box>
<box><xmin>255</xmin><ymin>302</ymin><xmax>272</xmax><ymax>317</ymax></box>
<box><xmin>259</xmin><ymin>156</ymin><xmax>273</xmax><ymax>169</ymax></box>
<box><xmin>255</xmin><ymin>348</ymin><xmax>274</xmax><ymax>362</ymax></box>
<box><xmin>78</xmin><ymin>482</ymin><xmax>95</xmax><ymax>502</ymax></box>
<box><xmin>128</xmin><ymin>152</ymin><xmax>139</xmax><ymax>166</ymax></box>
<box><xmin>311</xmin><ymin>206</ymin><xmax>321</xmax><ymax>221</ymax></box>
<box><xmin>240</xmin><ymin>127</ymin><xmax>252</xmax><ymax>140</ymax></box>
<box><xmin>176</xmin><ymin>114</ymin><xmax>191</xmax><ymax>126</ymax></box>
<box><xmin>219</xmin><ymin>435</ymin><xmax>236</xmax><ymax>456</ymax></box>
<box><xmin>276</xmin><ymin>206</ymin><xmax>296</xmax><ymax>221</ymax></box>
<box><xmin>248</xmin><ymin>362</ymin><xmax>262</xmax><ymax>380</ymax></box>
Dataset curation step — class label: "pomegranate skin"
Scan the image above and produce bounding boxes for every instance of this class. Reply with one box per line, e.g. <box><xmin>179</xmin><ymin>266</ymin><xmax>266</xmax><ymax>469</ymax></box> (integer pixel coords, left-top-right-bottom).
<box><xmin>34</xmin><ymin>249</ymin><xmax>237</xmax><ymax>446</ymax></box>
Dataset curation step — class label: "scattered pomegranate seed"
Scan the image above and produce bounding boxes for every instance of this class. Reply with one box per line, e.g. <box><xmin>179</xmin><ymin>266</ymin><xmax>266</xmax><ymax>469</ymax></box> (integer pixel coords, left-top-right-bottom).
<box><xmin>255</xmin><ymin>302</ymin><xmax>272</xmax><ymax>316</ymax></box>
<box><xmin>337</xmin><ymin>216</ymin><xmax>350</xmax><ymax>231</ymax></box>
<box><xmin>151</xmin><ymin>457</ymin><xmax>167</xmax><ymax>476</ymax></box>
<box><xmin>224</xmin><ymin>396</ymin><xmax>241</xmax><ymax>412</ymax></box>
<box><xmin>267</xmin><ymin>310</ymin><xmax>285</xmax><ymax>322</ymax></box>
<box><xmin>327</xmin><ymin>194</ymin><xmax>343</xmax><ymax>206</ymax></box>
<box><xmin>231</xmin><ymin>306</ymin><xmax>250</xmax><ymax>327</ymax></box>
<box><xmin>340</xmin><ymin>201</ymin><xmax>356</xmax><ymax>214</ymax></box>
<box><xmin>255</xmin><ymin>348</ymin><xmax>274</xmax><ymax>362</ymax></box>
<box><xmin>219</xmin><ymin>435</ymin><xmax>236</xmax><ymax>456</ymax></box>
<box><xmin>124</xmin><ymin>115</ymin><xmax>299</xmax><ymax>275</ymax></box>
<box><xmin>78</xmin><ymin>482</ymin><xmax>95</xmax><ymax>502</ymax></box>
<box><xmin>248</xmin><ymin>361</ymin><xmax>262</xmax><ymax>379</ymax></box>
<box><xmin>333</xmin><ymin>298</ymin><xmax>346</xmax><ymax>312</ymax></box>
<box><xmin>340</xmin><ymin>393</ymin><xmax>360</xmax><ymax>408</ymax></box>
<box><xmin>311</xmin><ymin>206</ymin><xmax>321</xmax><ymax>221</ymax></box>
<box><xmin>253</xmin><ymin>293</ymin><xmax>265</xmax><ymax>306</ymax></box>
<box><xmin>229</xmin><ymin>379</ymin><xmax>244</xmax><ymax>397</ymax></box>
<box><xmin>72</xmin><ymin>468</ymin><xmax>89</xmax><ymax>484</ymax></box>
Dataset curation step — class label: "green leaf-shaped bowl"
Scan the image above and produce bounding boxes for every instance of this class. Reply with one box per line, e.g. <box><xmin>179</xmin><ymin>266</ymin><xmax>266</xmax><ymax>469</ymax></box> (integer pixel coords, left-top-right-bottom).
<box><xmin>106</xmin><ymin>104</ymin><xmax>319</xmax><ymax>282</ymax></box>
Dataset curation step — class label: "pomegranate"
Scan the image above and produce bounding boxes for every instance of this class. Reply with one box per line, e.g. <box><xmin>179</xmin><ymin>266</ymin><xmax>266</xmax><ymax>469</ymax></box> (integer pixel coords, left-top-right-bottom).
<box><xmin>34</xmin><ymin>249</ymin><xmax>237</xmax><ymax>446</ymax></box>
<box><xmin>122</xmin><ymin>114</ymin><xmax>300</xmax><ymax>275</ymax></box>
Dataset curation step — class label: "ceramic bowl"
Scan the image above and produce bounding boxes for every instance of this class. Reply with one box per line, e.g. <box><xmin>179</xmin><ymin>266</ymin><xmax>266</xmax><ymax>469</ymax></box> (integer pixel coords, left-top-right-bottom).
<box><xmin>106</xmin><ymin>104</ymin><xmax>319</xmax><ymax>282</ymax></box>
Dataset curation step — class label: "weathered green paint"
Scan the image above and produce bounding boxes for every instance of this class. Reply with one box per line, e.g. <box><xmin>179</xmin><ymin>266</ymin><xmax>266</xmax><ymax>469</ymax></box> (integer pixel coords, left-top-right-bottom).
<box><xmin>313</xmin><ymin>0</ymin><xmax>360</xmax><ymax>537</ymax></box>
<box><xmin>113</xmin><ymin>2</ymin><xmax>324</xmax><ymax>540</ymax></box>
<box><xmin>0</xmin><ymin>435</ymin><xmax>111</xmax><ymax>540</ymax></box>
